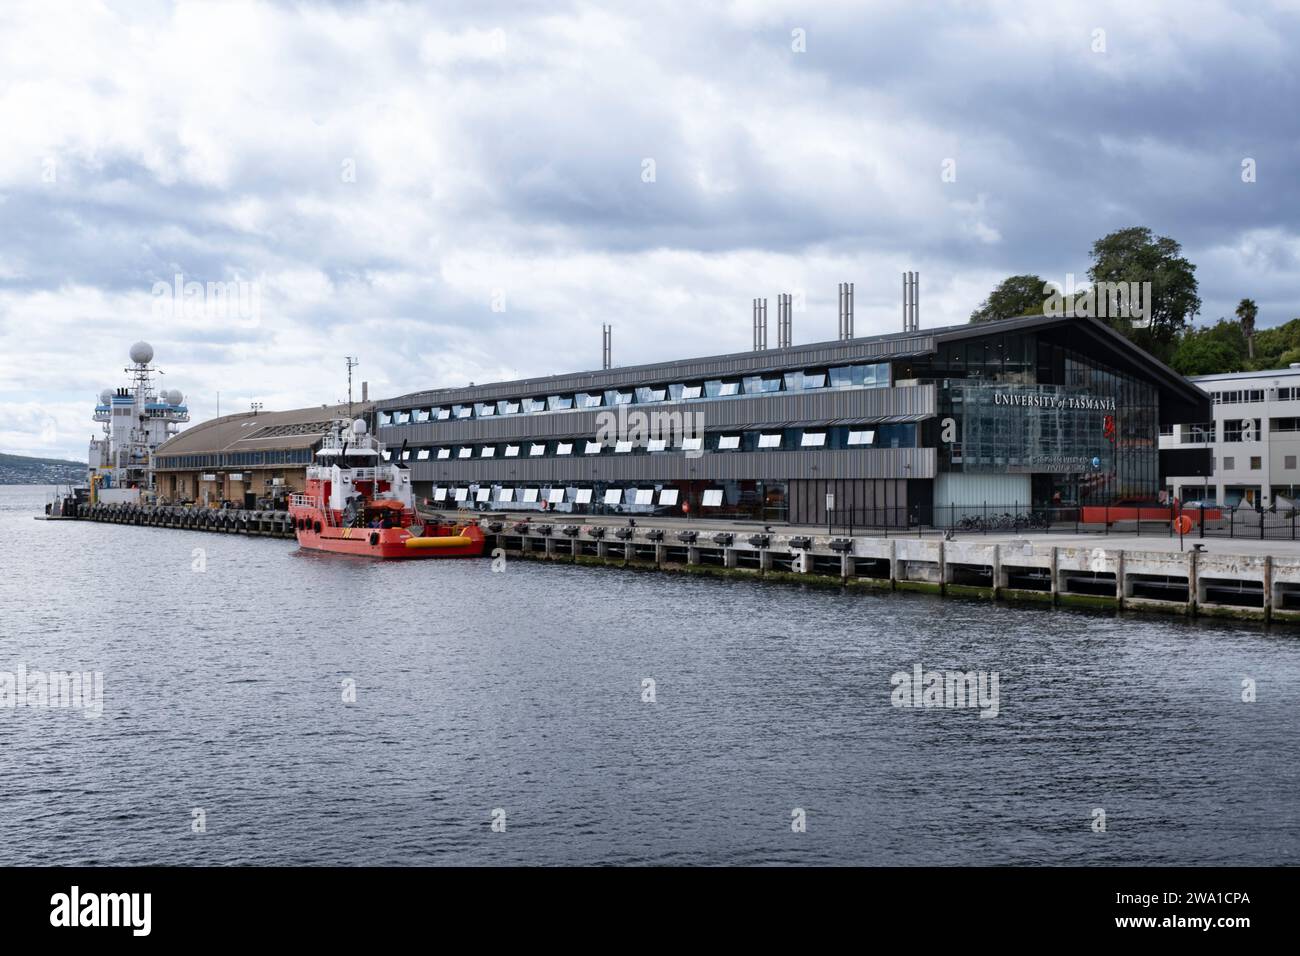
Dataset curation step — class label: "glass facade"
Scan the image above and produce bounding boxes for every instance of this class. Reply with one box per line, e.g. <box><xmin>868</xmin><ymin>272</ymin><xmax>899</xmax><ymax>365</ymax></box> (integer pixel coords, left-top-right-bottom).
<box><xmin>918</xmin><ymin>332</ymin><xmax>1160</xmax><ymax>504</ymax></box>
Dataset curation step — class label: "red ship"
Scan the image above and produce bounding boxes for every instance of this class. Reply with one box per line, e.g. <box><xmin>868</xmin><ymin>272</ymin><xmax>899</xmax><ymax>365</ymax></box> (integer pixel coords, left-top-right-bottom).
<box><xmin>289</xmin><ymin>418</ymin><xmax>485</xmax><ymax>559</ymax></box>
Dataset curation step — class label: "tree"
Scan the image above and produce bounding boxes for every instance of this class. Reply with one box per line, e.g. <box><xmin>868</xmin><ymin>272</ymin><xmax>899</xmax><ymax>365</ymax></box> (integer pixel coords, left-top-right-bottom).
<box><xmin>1170</xmin><ymin>319</ymin><xmax>1247</xmax><ymax>376</ymax></box>
<box><xmin>1236</xmin><ymin>298</ymin><xmax>1258</xmax><ymax>359</ymax></box>
<box><xmin>1087</xmin><ymin>226</ymin><xmax>1201</xmax><ymax>361</ymax></box>
<box><xmin>969</xmin><ymin>274</ymin><xmax>1050</xmax><ymax>323</ymax></box>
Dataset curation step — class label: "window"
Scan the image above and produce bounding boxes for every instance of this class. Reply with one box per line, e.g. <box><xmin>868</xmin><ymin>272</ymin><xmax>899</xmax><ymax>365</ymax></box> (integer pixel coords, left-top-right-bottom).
<box><xmin>705</xmin><ymin>380</ymin><xmax>740</xmax><ymax>397</ymax></box>
<box><xmin>547</xmin><ymin>395</ymin><xmax>574</xmax><ymax>411</ymax></box>
<box><xmin>633</xmin><ymin>488</ymin><xmax>653</xmax><ymax>505</ymax></box>
<box><xmin>605</xmin><ymin>390</ymin><xmax>633</xmax><ymax>405</ymax></box>
<box><xmin>454</xmin><ymin>405</ymin><xmax>472</xmax><ymax>419</ymax></box>
<box><xmin>1224</xmin><ymin>457</ymin><xmax>1235</xmax><ymax>470</ymax></box>
<box><xmin>529</xmin><ymin>443</ymin><xmax>546</xmax><ymax>456</ymax></box>
<box><xmin>416</xmin><ymin>448</ymin><xmax>431</xmax><ymax>460</ymax></box>
<box><xmin>1286</xmin><ymin>456</ymin><xmax>1297</xmax><ymax>470</ymax></box>
<box><xmin>414</xmin><ymin>409</ymin><xmax>430</xmax><ymax>423</ymax></box>
<box><xmin>522</xmin><ymin>398</ymin><xmax>545</xmax><ymax>413</ymax></box>
<box><xmin>454</xmin><ymin>487</ymin><xmax>468</xmax><ymax>502</ymax></box>
<box><xmin>498</xmin><ymin>400</ymin><xmax>520</xmax><ymax>415</ymax></box>
<box><xmin>800</xmin><ymin>432</ymin><xmax>827</xmax><ymax>448</ymax></box>
<box><xmin>679</xmin><ymin>384</ymin><xmax>702</xmax><ymax>400</ymax></box>
<box><xmin>647</xmin><ymin>438</ymin><xmax>667</xmax><ymax>453</ymax></box>
<box><xmin>476</xmin><ymin>487</ymin><xmax>491</xmax><ymax>502</ymax></box>
<box><xmin>576</xmin><ymin>393</ymin><xmax>602</xmax><ymax>408</ymax></box>
<box><xmin>636</xmin><ymin>386</ymin><xmax>667</xmax><ymax>403</ymax></box>
<box><xmin>475</xmin><ymin>403</ymin><xmax>496</xmax><ymax>417</ymax></box>
<box><xmin>433</xmin><ymin>488</ymin><xmax>447</xmax><ymax>501</ymax></box>
<box><xmin>584</xmin><ymin>441</ymin><xmax>602</xmax><ymax>455</ymax></box>
<box><xmin>604</xmin><ymin>488</ymin><xmax>623</xmax><ymax>505</ymax></box>
<box><xmin>479</xmin><ymin>446</ymin><xmax>496</xmax><ymax>458</ymax></box>
<box><xmin>1251</xmin><ymin>457</ymin><xmax>1262</xmax><ymax>470</ymax></box>
<box><xmin>498</xmin><ymin>488</ymin><xmax>515</xmax><ymax>502</ymax></box>
<box><xmin>847</xmin><ymin>430</ymin><xmax>874</xmax><ymax>446</ymax></box>
<box><xmin>547</xmin><ymin>488</ymin><xmax>565</xmax><ymax>504</ymax></box>
<box><xmin>437</xmin><ymin>448</ymin><xmax>450</xmax><ymax>459</ymax></box>
<box><xmin>575</xmin><ymin>488</ymin><xmax>593</xmax><ymax>504</ymax></box>
<box><xmin>523</xmin><ymin>488</ymin><xmax>539</xmax><ymax>503</ymax></box>
<box><xmin>436</xmin><ymin>407</ymin><xmax>451</xmax><ymax>420</ymax></box>
<box><xmin>758</xmin><ymin>433</ymin><xmax>782</xmax><ymax>448</ymax></box>
<box><xmin>702</xmin><ymin>489</ymin><xmax>724</xmax><ymax>507</ymax></box>
<box><xmin>505</xmin><ymin>445</ymin><xmax>520</xmax><ymax>457</ymax></box>
<box><xmin>615</xmin><ymin>440</ymin><xmax>633</xmax><ymax>454</ymax></box>
<box><xmin>458</xmin><ymin>447</ymin><xmax>472</xmax><ymax>459</ymax></box>
<box><xmin>717</xmin><ymin>435</ymin><xmax>740</xmax><ymax>450</ymax></box>
<box><xmin>658</xmin><ymin>488</ymin><xmax>679</xmax><ymax>506</ymax></box>
<box><xmin>743</xmin><ymin>375</ymin><xmax>782</xmax><ymax>394</ymax></box>
<box><xmin>556</xmin><ymin>442</ymin><xmax>573</xmax><ymax>456</ymax></box>
<box><xmin>682</xmin><ymin>436</ymin><xmax>703</xmax><ymax>452</ymax></box>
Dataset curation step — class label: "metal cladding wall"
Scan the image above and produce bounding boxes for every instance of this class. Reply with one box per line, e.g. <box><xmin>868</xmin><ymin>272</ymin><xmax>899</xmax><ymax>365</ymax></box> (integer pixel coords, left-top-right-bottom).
<box><xmin>406</xmin><ymin>447</ymin><xmax>934</xmax><ymax>485</ymax></box>
<box><xmin>378</xmin><ymin>334</ymin><xmax>935</xmax><ymax>412</ymax></box>
<box><xmin>378</xmin><ymin>385</ymin><xmax>936</xmax><ymax>485</ymax></box>
<box><xmin>379</xmin><ymin>384</ymin><xmax>934</xmax><ymax>445</ymax></box>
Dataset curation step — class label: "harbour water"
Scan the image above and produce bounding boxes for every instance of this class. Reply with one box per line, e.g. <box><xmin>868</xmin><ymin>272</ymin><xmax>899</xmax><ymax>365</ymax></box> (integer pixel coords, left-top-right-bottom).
<box><xmin>2</xmin><ymin>484</ymin><xmax>1297</xmax><ymax>865</ymax></box>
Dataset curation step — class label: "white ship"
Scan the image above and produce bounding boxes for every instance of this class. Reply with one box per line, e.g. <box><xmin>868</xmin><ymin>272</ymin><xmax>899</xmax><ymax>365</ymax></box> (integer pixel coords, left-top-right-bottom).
<box><xmin>88</xmin><ymin>342</ymin><xmax>189</xmax><ymax>503</ymax></box>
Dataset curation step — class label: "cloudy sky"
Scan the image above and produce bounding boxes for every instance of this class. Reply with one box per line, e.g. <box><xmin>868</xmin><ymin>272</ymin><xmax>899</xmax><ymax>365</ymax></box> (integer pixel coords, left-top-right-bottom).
<box><xmin>2</xmin><ymin>0</ymin><xmax>1298</xmax><ymax>461</ymax></box>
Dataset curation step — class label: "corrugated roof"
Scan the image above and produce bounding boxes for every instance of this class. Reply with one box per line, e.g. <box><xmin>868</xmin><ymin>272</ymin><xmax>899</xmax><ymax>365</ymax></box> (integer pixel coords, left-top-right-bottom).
<box><xmin>153</xmin><ymin>402</ymin><xmax>374</xmax><ymax>457</ymax></box>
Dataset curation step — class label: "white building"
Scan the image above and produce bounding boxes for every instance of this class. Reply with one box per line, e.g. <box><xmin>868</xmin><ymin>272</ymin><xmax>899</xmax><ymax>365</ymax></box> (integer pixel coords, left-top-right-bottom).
<box><xmin>1160</xmin><ymin>366</ymin><xmax>1300</xmax><ymax>508</ymax></box>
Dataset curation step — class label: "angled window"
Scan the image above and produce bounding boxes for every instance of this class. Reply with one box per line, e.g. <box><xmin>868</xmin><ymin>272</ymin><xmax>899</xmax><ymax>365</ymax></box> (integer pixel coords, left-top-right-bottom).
<box><xmin>702</xmin><ymin>489</ymin><xmax>724</xmax><ymax>507</ymax></box>
<box><xmin>658</xmin><ymin>488</ymin><xmax>679</xmax><ymax>506</ymax></box>
<box><xmin>498</xmin><ymin>488</ymin><xmax>515</xmax><ymax>502</ymax></box>
<box><xmin>523</xmin><ymin>488</ymin><xmax>539</xmax><ymax>503</ymax></box>
<box><xmin>547</xmin><ymin>488</ymin><xmax>565</xmax><ymax>504</ymax></box>
<box><xmin>433</xmin><ymin>487</ymin><xmax>447</xmax><ymax>501</ymax></box>
<box><xmin>717</xmin><ymin>435</ymin><xmax>740</xmax><ymax>450</ymax></box>
<box><xmin>436</xmin><ymin>447</ymin><xmax>451</xmax><ymax>459</ymax></box>
<box><xmin>800</xmin><ymin>431</ymin><xmax>827</xmax><ymax>448</ymax></box>
<box><xmin>604</xmin><ymin>488</ymin><xmax>623</xmax><ymax>505</ymax></box>
<box><xmin>758</xmin><ymin>433</ymin><xmax>782</xmax><ymax>449</ymax></box>
<box><xmin>476</xmin><ymin>487</ymin><xmax>491</xmax><ymax>502</ymax></box>
<box><xmin>584</xmin><ymin>440</ymin><xmax>602</xmax><ymax>455</ymax></box>
<box><xmin>614</xmin><ymin>440</ymin><xmax>633</xmax><ymax>453</ymax></box>
<box><xmin>505</xmin><ymin>445</ymin><xmax>520</xmax><ymax>457</ymax></box>
<box><xmin>682</xmin><ymin>436</ymin><xmax>703</xmax><ymax>452</ymax></box>
<box><xmin>574</xmin><ymin>488</ymin><xmax>593</xmax><ymax>504</ymax></box>
<box><xmin>481</xmin><ymin>446</ymin><xmax>496</xmax><ymax>458</ymax></box>
<box><xmin>847</xmin><ymin>430</ymin><xmax>874</xmax><ymax>446</ymax></box>
<box><xmin>529</xmin><ymin>443</ymin><xmax>546</xmax><ymax>456</ymax></box>
<box><xmin>556</xmin><ymin>442</ymin><xmax>573</xmax><ymax>456</ymax></box>
<box><xmin>454</xmin><ymin>487</ymin><xmax>468</xmax><ymax>502</ymax></box>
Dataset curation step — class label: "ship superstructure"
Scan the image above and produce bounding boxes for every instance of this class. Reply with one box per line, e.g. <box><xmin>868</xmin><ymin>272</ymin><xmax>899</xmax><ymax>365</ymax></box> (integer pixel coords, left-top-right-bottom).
<box><xmin>88</xmin><ymin>341</ymin><xmax>189</xmax><ymax>502</ymax></box>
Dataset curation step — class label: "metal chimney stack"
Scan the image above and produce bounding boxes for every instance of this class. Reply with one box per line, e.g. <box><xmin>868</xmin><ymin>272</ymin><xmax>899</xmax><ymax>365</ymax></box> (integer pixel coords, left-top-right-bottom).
<box><xmin>902</xmin><ymin>271</ymin><xmax>919</xmax><ymax>332</ymax></box>
<box><xmin>602</xmin><ymin>324</ymin><xmax>612</xmax><ymax>369</ymax></box>
<box><xmin>752</xmin><ymin>298</ymin><xmax>768</xmax><ymax>351</ymax></box>
<box><xmin>777</xmin><ymin>293</ymin><xmax>792</xmax><ymax>348</ymax></box>
<box><xmin>838</xmin><ymin>282</ymin><xmax>854</xmax><ymax>340</ymax></box>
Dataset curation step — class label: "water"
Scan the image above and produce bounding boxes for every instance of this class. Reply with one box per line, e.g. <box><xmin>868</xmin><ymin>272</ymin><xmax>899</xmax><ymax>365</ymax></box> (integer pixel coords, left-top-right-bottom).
<box><xmin>2</xmin><ymin>484</ymin><xmax>1297</xmax><ymax>865</ymax></box>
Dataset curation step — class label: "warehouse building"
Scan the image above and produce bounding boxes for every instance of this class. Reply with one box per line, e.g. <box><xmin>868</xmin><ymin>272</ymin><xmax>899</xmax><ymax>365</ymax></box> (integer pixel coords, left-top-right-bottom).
<box><xmin>374</xmin><ymin>312</ymin><xmax>1209</xmax><ymax>527</ymax></box>
<box><xmin>151</xmin><ymin>401</ymin><xmax>373</xmax><ymax>507</ymax></box>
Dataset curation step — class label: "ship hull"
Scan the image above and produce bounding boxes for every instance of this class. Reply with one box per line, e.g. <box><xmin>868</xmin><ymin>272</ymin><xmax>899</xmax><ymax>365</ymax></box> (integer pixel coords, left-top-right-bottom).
<box><xmin>290</xmin><ymin>510</ymin><xmax>486</xmax><ymax>559</ymax></box>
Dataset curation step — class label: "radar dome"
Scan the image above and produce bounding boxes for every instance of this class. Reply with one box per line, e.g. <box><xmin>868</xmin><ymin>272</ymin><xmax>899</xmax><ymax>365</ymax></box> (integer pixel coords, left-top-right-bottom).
<box><xmin>166</xmin><ymin>389</ymin><xmax>184</xmax><ymax>406</ymax></box>
<box><xmin>352</xmin><ymin>419</ymin><xmax>368</xmax><ymax>435</ymax></box>
<box><xmin>129</xmin><ymin>341</ymin><xmax>154</xmax><ymax>365</ymax></box>
<box><xmin>99</xmin><ymin>389</ymin><xmax>112</xmax><ymax>405</ymax></box>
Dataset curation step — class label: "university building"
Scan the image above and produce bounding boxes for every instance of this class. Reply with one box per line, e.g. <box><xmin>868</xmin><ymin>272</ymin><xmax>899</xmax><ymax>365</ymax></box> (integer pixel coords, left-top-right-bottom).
<box><xmin>375</xmin><ymin>313</ymin><xmax>1209</xmax><ymax>526</ymax></box>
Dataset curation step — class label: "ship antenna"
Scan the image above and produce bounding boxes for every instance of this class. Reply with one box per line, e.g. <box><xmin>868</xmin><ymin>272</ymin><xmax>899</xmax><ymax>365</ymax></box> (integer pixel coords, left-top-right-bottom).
<box><xmin>345</xmin><ymin>356</ymin><xmax>359</xmax><ymax>419</ymax></box>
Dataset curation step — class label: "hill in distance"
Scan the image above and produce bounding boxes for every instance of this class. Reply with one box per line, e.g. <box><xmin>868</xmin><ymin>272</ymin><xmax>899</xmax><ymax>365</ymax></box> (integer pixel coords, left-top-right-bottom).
<box><xmin>0</xmin><ymin>453</ymin><xmax>87</xmax><ymax>486</ymax></box>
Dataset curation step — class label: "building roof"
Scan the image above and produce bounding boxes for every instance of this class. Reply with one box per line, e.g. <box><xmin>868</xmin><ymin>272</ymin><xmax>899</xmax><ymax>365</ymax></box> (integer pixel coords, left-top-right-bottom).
<box><xmin>1186</xmin><ymin>366</ymin><xmax>1300</xmax><ymax>383</ymax></box>
<box><xmin>153</xmin><ymin>402</ymin><xmax>374</xmax><ymax>459</ymax></box>
<box><xmin>379</xmin><ymin>313</ymin><xmax>1208</xmax><ymax>417</ymax></box>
